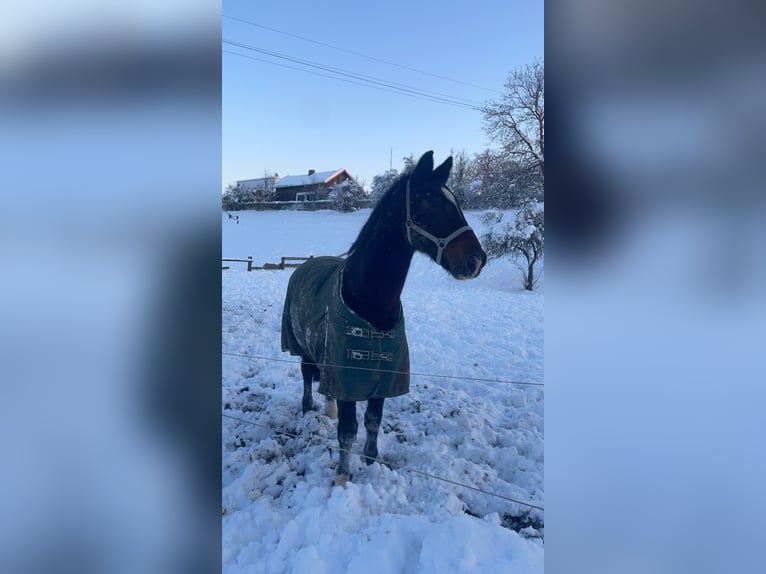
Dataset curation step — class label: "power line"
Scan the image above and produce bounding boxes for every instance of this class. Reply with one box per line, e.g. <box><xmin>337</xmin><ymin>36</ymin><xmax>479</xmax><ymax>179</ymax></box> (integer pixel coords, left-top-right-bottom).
<box><xmin>223</xmin><ymin>14</ymin><xmax>503</xmax><ymax>95</ymax></box>
<box><xmin>223</xmin><ymin>49</ymin><xmax>478</xmax><ymax>110</ymax></box>
<box><xmin>223</xmin><ymin>40</ymin><xmax>480</xmax><ymax>109</ymax></box>
<box><xmin>223</xmin><ymin>47</ymin><xmax>478</xmax><ymax>110</ymax></box>
<box><xmin>224</xmin><ymin>38</ymin><xmax>481</xmax><ymax>106</ymax></box>
<box><xmin>222</xmin><ymin>411</ymin><xmax>544</xmax><ymax>512</ymax></box>
<box><xmin>223</xmin><ymin>39</ymin><xmax>482</xmax><ymax>110</ymax></box>
<box><xmin>223</xmin><ymin>49</ymin><xmax>431</xmax><ymax>101</ymax></box>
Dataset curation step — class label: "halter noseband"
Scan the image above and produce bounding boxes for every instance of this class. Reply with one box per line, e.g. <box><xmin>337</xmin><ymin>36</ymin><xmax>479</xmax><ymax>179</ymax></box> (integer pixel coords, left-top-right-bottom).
<box><xmin>405</xmin><ymin>180</ymin><xmax>473</xmax><ymax>266</ymax></box>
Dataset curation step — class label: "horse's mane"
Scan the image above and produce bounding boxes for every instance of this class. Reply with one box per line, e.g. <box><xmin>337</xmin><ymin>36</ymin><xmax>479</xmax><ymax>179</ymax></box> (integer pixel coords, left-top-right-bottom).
<box><xmin>348</xmin><ymin>172</ymin><xmax>409</xmax><ymax>256</ymax></box>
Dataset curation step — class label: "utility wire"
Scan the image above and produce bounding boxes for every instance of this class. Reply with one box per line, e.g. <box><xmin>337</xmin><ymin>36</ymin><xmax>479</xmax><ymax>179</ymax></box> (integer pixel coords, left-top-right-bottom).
<box><xmin>222</xmin><ymin>411</ymin><xmax>544</xmax><ymax>512</ymax></box>
<box><xmin>222</xmin><ymin>39</ymin><xmax>481</xmax><ymax>110</ymax></box>
<box><xmin>222</xmin><ymin>351</ymin><xmax>543</xmax><ymax>387</ymax></box>
<box><xmin>223</xmin><ymin>49</ymin><xmax>478</xmax><ymax>110</ymax></box>
<box><xmin>223</xmin><ymin>14</ymin><xmax>503</xmax><ymax>95</ymax></box>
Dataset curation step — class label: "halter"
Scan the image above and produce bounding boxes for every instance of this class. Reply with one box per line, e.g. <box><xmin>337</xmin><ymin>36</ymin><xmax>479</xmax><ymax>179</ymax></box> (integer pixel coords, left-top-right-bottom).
<box><xmin>405</xmin><ymin>180</ymin><xmax>473</xmax><ymax>266</ymax></box>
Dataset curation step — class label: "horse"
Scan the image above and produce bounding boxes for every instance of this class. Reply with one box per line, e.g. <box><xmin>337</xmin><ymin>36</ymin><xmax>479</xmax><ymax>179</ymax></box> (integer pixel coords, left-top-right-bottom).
<box><xmin>281</xmin><ymin>150</ymin><xmax>487</xmax><ymax>486</ymax></box>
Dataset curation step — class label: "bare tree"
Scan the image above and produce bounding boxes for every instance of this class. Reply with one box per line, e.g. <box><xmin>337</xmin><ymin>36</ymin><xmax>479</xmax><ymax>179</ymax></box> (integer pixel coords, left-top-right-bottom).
<box><xmin>370</xmin><ymin>169</ymin><xmax>399</xmax><ymax>202</ymax></box>
<box><xmin>481</xmin><ymin>60</ymin><xmax>544</xmax><ymax>175</ymax></box>
<box><xmin>262</xmin><ymin>169</ymin><xmax>277</xmax><ymax>200</ymax></box>
<box><xmin>222</xmin><ymin>182</ymin><xmax>243</xmax><ymax>211</ymax></box>
<box><xmin>447</xmin><ymin>148</ymin><xmax>473</xmax><ymax>204</ymax></box>
<box><xmin>481</xmin><ymin>201</ymin><xmax>544</xmax><ymax>291</ymax></box>
<box><xmin>401</xmin><ymin>153</ymin><xmax>417</xmax><ymax>173</ymax></box>
<box><xmin>327</xmin><ymin>179</ymin><xmax>365</xmax><ymax>212</ymax></box>
<box><xmin>354</xmin><ymin>175</ymin><xmax>367</xmax><ymax>194</ymax></box>
<box><xmin>479</xmin><ymin>60</ymin><xmax>544</xmax><ymax>288</ymax></box>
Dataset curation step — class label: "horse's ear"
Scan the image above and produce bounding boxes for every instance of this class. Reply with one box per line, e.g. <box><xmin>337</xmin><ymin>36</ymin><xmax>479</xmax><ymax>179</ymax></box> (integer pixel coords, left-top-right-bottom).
<box><xmin>433</xmin><ymin>156</ymin><xmax>453</xmax><ymax>185</ymax></box>
<box><xmin>411</xmin><ymin>151</ymin><xmax>434</xmax><ymax>180</ymax></box>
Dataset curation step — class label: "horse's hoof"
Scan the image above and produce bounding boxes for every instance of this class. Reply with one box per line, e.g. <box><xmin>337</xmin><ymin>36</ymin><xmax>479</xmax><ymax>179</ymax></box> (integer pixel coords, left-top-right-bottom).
<box><xmin>335</xmin><ymin>473</ymin><xmax>350</xmax><ymax>487</ymax></box>
<box><xmin>363</xmin><ymin>445</ymin><xmax>378</xmax><ymax>465</ymax></box>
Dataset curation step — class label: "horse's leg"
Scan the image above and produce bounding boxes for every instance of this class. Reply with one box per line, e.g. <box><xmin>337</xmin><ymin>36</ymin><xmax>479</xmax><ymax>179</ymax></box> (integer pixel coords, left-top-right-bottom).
<box><xmin>300</xmin><ymin>359</ymin><xmax>318</xmax><ymax>414</ymax></box>
<box><xmin>335</xmin><ymin>400</ymin><xmax>358</xmax><ymax>486</ymax></box>
<box><xmin>324</xmin><ymin>396</ymin><xmax>338</xmax><ymax>419</ymax></box>
<box><xmin>363</xmin><ymin>397</ymin><xmax>384</xmax><ymax>465</ymax></box>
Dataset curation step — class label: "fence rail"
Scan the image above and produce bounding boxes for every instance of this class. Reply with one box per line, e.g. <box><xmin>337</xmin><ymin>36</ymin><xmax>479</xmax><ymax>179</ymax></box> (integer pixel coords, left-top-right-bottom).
<box><xmin>222</xmin><ymin>255</ymin><xmax>314</xmax><ymax>271</ymax></box>
<box><xmin>223</xmin><ymin>198</ymin><xmax>376</xmax><ymax>212</ymax></box>
<box><xmin>222</xmin><ymin>351</ymin><xmax>543</xmax><ymax>387</ymax></box>
<box><xmin>222</xmin><ymin>256</ymin><xmax>253</xmax><ymax>271</ymax></box>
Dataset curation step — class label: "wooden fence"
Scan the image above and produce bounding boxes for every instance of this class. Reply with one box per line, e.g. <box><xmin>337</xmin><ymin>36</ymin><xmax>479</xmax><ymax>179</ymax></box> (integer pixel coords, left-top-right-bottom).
<box><xmin>224</xmin><ymin>198</ymin><xmax>375</xmax><ymax>212</ymax></box>
<box><xmin>222</xmin><ymin>256</ymin><xmax>313</xmax><ymax>271</ymax></box>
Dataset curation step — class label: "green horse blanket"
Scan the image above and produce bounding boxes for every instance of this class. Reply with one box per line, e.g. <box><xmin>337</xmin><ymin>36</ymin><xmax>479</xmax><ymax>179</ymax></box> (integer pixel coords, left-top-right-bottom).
<box><xmin>281</xmin><ymin>256</ymin><xmax>410</xmax><ymax>401</ymax></box>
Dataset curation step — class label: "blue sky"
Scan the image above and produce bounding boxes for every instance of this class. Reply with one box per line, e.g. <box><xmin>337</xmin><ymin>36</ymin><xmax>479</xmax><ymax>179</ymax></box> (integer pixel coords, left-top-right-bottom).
<box><xmin>222</xmin><ymin>1</ymin><xmax>543</xmax><ymax>190</ymax></box>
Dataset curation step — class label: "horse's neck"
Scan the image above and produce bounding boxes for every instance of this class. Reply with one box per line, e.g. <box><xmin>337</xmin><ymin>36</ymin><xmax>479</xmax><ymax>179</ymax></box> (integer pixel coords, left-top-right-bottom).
<box><xmin>341</xmin><ymin>218</ymin><xmax>413</xmax><ymax>331</ymax></box>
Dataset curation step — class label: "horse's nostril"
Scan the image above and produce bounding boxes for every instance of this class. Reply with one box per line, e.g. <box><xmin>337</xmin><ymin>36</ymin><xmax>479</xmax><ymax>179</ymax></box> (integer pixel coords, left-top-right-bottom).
<box><xmin>463</xmin><ymin>252</ymin><xmax>485</xmax><ymax>278</ymax></box>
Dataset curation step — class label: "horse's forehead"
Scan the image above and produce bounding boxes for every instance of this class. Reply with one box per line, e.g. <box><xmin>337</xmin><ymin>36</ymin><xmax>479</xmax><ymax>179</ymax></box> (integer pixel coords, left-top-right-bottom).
<box><xmin>441</xmin><ymin>186</ymin><xmax>459</xmax><ymax>208</ymax></box>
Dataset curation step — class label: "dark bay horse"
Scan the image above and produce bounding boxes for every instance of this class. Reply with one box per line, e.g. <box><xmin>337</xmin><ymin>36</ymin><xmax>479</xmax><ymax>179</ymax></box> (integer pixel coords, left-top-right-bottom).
<box><xmin>281</xmin><ymin>150</ymin><xmax>486</xmax><ymax>486</ymax></box>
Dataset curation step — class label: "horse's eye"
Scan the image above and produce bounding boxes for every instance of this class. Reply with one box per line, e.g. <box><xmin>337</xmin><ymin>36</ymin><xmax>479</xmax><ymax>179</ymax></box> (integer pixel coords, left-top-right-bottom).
<box><xmin>425</xmin><ymin>194</ymin><xmax>442</xmax><ymax>209</ymax></box>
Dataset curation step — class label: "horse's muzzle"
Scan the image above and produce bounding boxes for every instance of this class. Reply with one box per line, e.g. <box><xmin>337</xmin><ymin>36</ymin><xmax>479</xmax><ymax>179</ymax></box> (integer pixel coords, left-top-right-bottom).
<box><xmin>451</xmin><ymin>247</ymin><xmax>487</xmax><ymax>280</ymax></box>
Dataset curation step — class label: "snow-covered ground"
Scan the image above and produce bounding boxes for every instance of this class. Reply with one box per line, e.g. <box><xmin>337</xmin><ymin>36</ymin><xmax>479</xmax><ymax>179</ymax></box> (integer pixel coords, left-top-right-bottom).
<box><xmin>222</xmin><ymin>209</ymin><xmax>544</xmax><ymax>573</ymax></box>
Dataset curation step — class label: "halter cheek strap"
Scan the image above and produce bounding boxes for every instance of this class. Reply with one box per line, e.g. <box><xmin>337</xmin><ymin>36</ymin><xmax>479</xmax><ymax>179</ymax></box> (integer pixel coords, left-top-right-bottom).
<box><xmin>405</xmin><ymin>180</ymin><xmax>473</xmax><ymax>266</ymax></box>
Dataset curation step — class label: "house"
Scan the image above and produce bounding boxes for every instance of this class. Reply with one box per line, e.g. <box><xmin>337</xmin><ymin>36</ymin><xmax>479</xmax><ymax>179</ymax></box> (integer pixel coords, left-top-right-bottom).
<box><xmin>236</xmin><ymin>168</ymin><xmax>358</xmax><ymax>202</ymax></box>
<box><xmin>272</xmin><ymin>169</ymin><xmax>356</xmax><ymax>202</ymax></box>
<box><xmin>236</xmin><ymin>174</ymin><xmax>279</xmax><ymax>202</ymax></box>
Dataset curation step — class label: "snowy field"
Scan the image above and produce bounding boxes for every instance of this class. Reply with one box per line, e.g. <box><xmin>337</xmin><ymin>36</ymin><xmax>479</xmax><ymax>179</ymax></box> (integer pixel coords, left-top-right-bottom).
<box><xmin>222</xmin><ymin>208</ymin><xmax>544</xmax><ymax>573</ymax></box>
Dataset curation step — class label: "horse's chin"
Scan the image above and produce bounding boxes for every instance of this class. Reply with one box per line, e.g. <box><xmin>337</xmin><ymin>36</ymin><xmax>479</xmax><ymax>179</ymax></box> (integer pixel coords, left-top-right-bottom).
<box><xmin>453</xmin><ymin>270</ymin><xmax>481</xmax><ymax>280</ymax></box>
<box><xmin>447</xmin><ymin>262</ymin><xmax>483</xmax><ymax>280</ymax></box>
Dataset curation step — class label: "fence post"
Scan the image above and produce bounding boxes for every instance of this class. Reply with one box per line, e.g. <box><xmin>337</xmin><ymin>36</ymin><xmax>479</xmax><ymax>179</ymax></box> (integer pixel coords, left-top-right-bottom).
<box><xmin>247</xmin><ymin>256</ymin><xmax>253</xmax><ymax>272</ymax></box>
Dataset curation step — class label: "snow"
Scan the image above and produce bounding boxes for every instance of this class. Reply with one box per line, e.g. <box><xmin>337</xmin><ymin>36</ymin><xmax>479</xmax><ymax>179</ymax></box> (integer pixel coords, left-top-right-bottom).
<box><xmin>222</xmin><ymin>208</ymin><xmax>544</xmax><ymax>573</ymax></box>
<box><xmin>271</xmin><ymin>170</ymin><xmax>344</xmax><ymax>189</ymax></box>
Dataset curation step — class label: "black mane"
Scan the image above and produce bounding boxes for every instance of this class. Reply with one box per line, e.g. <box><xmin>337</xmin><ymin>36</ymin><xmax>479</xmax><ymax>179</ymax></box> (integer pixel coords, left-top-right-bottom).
<box><xmin>348</xmin><ymin>172</ymin><xmax>409</xmax><ymax>256</ymax></box>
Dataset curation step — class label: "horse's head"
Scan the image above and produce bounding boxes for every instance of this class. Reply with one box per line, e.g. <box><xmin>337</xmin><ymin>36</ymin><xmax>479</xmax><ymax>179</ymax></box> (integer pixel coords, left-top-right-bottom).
<box><xmin>405</xmin><ymin>151</ymin><xmax>487</xmax><ymax>280</ymax></box>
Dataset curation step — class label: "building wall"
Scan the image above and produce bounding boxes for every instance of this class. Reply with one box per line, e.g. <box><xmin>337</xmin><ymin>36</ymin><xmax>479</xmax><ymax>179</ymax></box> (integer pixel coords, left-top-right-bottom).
<box><xmin>275</xmin><ymin>183</ymin><xmax>323</xmax><ymax>202</ymax></box>
<box><xmin>275</xmin><ymin>173</ymin><xmax>352</xmax><ymax>201</ymax></box>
